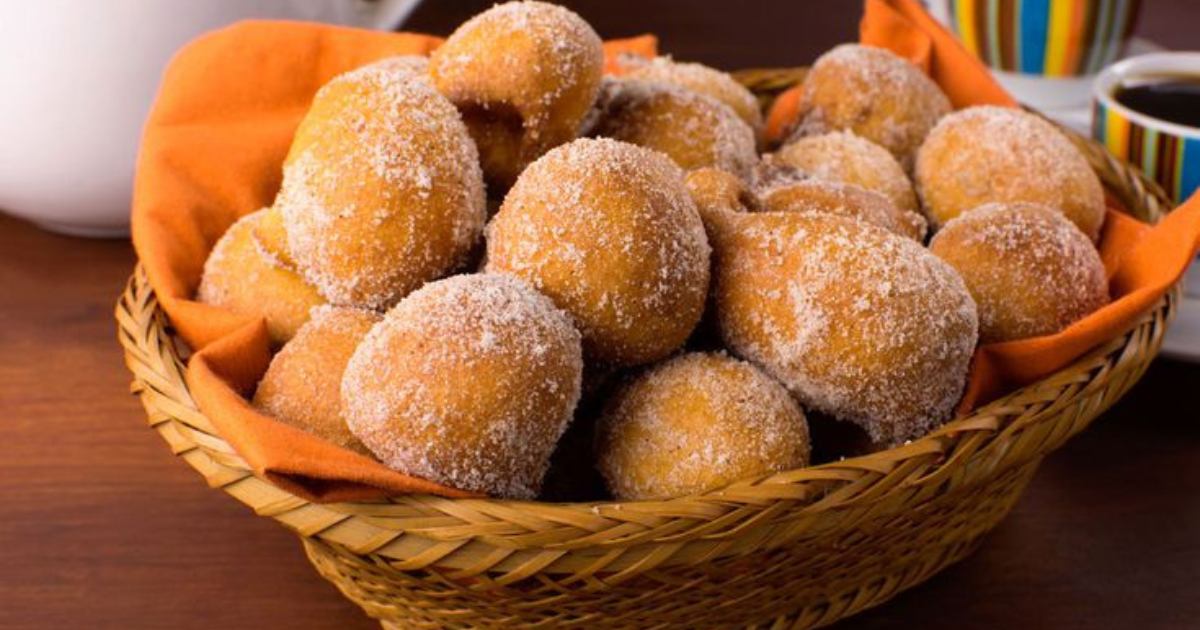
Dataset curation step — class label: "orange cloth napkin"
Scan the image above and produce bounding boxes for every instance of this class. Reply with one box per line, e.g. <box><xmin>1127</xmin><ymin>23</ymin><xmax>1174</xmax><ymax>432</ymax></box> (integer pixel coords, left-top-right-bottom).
<box><xmin>131</xmin><ymin>20</ymin><xmax>656</xmax><ymax>502</ymax></box>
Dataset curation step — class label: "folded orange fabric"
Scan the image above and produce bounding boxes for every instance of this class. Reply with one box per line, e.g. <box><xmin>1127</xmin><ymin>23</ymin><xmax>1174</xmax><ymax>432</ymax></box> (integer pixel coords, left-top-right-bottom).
<box><xmin>131</xmin><ymin>20</ymin><xmax>656</xmax><ymax>501</ymax></box>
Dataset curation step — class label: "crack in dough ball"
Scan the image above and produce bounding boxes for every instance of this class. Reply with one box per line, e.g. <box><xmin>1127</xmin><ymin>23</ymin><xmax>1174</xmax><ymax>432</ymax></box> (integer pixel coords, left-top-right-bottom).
<box><xmin>197</xmin><ymin>208</ymin><xmax>326</xmax><ymax>346</ymax></box>
<box><xmin>590</xmin><ymin>79</ymin><xmax>757</xmax><ymax>180</ymax></box>
<box><xmin>486</xmin><ymin>138</ymin><xmax>711</xmax><ymax>367</ymax></box>
<box><xmin>930</xmin><ymin>202</ymin><xmax>1109</xmax><ymax>343</ymax></box>
<box><xmin>430</xmin><ymin>1</ymin><xmax>604</xmax><ymax>189</ymax></box>
<box><xmin>773</xmin><ymin>130</ymin><xmax>921</xmax><ymax>218</ymax></box>
<box><xmin>341</xmin><ymin>274</ymin><xmax>583</xmax><ymax>499</ymax></box>
<box><xmin>624</xmin><ymin>56</ymin><xmax>764</xmax><ymax>136</ymax></box>
<box><xmin>795</xmin><ymin>44</ymin><xmax>950</xmax><ymax>170</ymax></box>
<box><xmin>253</xmin><ymin>306</ymin><xmax>381</xmax><ymax>455</ymax></box>
<box><xmin>711</xmin><ymin>212</ymin><xmax>978</xmax><ymax>446</ymax></box>
<box><xmin>596</xmin><ymin>352</ymin><xmax>810</xmax><ymax>501</ymax></box>
<box><xmin>915</xmin><ymin>105</ymin><xmax>1106</xmax><ymax>242</ymax></box>
<box><xmin>277</xmin><ymin>60</ymin><xmax>486</xmax><ymax>310</ymax></box>
<box><xmin>684</xmin><ymin>166</ymin><xmax>924</xmax><ymax>241</ymax></box>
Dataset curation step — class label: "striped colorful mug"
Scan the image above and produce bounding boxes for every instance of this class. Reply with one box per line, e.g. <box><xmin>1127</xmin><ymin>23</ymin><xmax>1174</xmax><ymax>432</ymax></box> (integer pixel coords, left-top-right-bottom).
<box><xmin>928</xmin><ymin>0</ymin><xmax>1142</xmax><ymax>77</ymax></box>
<box><xmin>1093</xmin><ymin>53</ymin><xmax>1200</xmax><ymax>203</ymax></box>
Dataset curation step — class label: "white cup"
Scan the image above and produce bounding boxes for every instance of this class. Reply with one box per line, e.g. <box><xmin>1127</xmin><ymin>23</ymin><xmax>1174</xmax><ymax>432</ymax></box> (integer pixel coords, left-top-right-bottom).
<box><xmin>0</xmin><ymin>0</ymin><xmax>420</xmax><ymax>238</ymax></box>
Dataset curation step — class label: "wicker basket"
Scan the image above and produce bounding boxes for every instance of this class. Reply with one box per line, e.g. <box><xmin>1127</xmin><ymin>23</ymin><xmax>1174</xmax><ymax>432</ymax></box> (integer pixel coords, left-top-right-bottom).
<box><xmin>116</xmin><ymin>68</ymin><xmax>1180</xmax><ymax>629</ymax></box>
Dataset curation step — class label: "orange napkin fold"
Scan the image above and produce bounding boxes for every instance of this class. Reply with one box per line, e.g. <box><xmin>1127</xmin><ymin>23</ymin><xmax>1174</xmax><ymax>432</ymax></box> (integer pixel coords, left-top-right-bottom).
<box><xmin>131</xmin><ymin>20</ymin><xmax>656</xmax><ymax>501</ymax></box>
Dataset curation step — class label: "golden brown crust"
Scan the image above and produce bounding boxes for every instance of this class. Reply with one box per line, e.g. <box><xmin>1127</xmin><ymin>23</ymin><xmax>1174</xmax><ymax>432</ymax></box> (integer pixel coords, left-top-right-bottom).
<box><xmin>253</xmin><ymin>306</ymin><xmax>381</xmax><ymax>455</ymax></box>
<box><xmin>196</xmin><ymin>209</ymin><xmax>326</xmax><ymax>346</ymax></box>
<box><xmin>430</xmin><ymin>1</ymin><xmax>604</xmax><ymax>189</ymax></box>
<box><xmin>929</xmin><ymin>202</ymin><xmax>1109</xmax><ymax>343</ymax></box>
<box><xmin>796</xmin><ymin>44</ymin><xmax>951</xmax><ymax>170</ymax></box>
<box><xmin>774</xmin><ymin>130</ymin><xmax>921</xmax><ymax>216</ymax></box>
<box><xmin>486</xmin><ymin>138</ymin><xmax>711</xmax><ymax>367</ymax></box>
<box><xmin>340</xmin><ymin>274</ymin><xmax>584</xmax><ymax>499</ymax></box>
<box><xmin>278</xmin><ymin>61</ymin><xmax>486</xmax><ymax>309</ymax></box>
<box><xmin>915</xmin><ymin>106</ymin><xmax>1106</xmax><ymax>242</ymax></box>
<box><xmin>596</xmin><ymin>352</ymin><xmax>810</xmax><ymax>500</ymax></box>
<box><xmin>624</xmin><ymin>56</ymin><xmax>764</xmax><ymax>135</ymax></box>
<box><xmin>590</xmin><ymin>79</ymin><xmax>757</xmax><ymax>180</ymax></box>
<box><xmin>711</xmin><ymin>211</ymin><xmax>978</xmax><ymax>445</ymax></box>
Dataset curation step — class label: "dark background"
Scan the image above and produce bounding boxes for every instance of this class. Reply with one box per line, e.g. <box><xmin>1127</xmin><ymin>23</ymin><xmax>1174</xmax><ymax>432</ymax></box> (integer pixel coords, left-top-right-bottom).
<box><xmin>2</xmin><ymin>1</ymin><xmax>1198</xmax><ymax>628</ymax></box>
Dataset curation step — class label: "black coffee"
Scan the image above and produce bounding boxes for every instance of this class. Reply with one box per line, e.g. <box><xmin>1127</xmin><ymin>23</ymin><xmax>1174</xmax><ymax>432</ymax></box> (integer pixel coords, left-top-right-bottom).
<box><xmin>1113</xmin><ymin>74</ymin><xmax>1200</xmax><ymax>129</ymax></box>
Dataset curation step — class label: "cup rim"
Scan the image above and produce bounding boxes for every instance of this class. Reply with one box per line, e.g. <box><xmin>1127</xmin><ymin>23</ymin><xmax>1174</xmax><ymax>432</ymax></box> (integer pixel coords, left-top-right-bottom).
<box><xmin>1093</xmin><ymin>52</ymin><xmax>1200</xmax><ymax>138</ymax></box>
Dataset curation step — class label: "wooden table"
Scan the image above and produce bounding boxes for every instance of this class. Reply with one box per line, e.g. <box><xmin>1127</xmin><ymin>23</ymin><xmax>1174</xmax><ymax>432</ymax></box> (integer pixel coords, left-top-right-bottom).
<box><xmin>2</xmin><ymin>2</ymin><xmax>1197</xmax><ymax>628</ymax></box>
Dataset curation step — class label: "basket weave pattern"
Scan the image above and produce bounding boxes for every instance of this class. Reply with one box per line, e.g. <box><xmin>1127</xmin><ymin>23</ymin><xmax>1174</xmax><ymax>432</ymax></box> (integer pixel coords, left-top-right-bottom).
<box><xmin>116</xmin><ymin>70</ymin><xmax>1179</xmax><ymax>628</ymax></box>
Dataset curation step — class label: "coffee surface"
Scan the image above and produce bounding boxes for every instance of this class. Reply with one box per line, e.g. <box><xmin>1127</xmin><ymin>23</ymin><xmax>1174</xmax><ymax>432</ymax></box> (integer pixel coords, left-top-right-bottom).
<box><xmin>1114</xmin><ymin>75</ymin><xmax>1200</xmax><ymax>129</ymax></box>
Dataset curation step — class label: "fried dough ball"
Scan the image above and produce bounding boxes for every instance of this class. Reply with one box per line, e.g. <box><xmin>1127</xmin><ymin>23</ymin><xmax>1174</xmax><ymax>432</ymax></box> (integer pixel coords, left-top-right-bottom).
<box><xmin>341</xmin><ymin>274</ymin><xmax>583</xmax><ymax>499</ymax></box>
<box><xmin>197</xmin><ymin>209</ymin><xmax>326</xmax><ymax>346</ymax></box>
<box><xmin>253</xmin><ymin>306</ymin><xmax>380</xmax><ymax>455</ymax></box>
<box><xmin>684</xmin><ymin>167</ymin><xmax>755</xmax><ymax>231</ymax></box>
<box><xmin>590</xmin><ymin>79</ymin><xmax>757</xmax><ymax>180</ymax></box>
<box><xmin>754</xmin><ymin>160</ymin><xmax>926</xmax><ymax>240</ymax></box>
<box><xmin>277</xmin><ymin>60</ymin><xmax>485</xmax><ymax>310</ymax></box>
<box><xmin>430</xmin><ymin>1</ymin><xmax>603</xmax><ymax>189</ymax></box>
<box><xmin>915</xmin><ymin>106</ymin><xmax>1106</xmax><ymax>242</ymax></box>
<box><xmin>711</xmin><ymin>212</ymin><xmax>978</xmax><ymax>445</ymax></box>
<box><xmin>596</xmin><ymin>352</ymin><xmax>810</xmax><ymax>501</ymax></box>
<box><xmin>774</xmin><ymin>131</ymin><xmax>920</xmax><ymax>216</ymax></box>
<box><xmin>624</xmin><ymin>56</ymin><xmax>764</xmax><ymax>135</ymax></box>
<box><xmin>487</xmin><ymin>138</ymin><xmax>711</xmax><ymax>367</ymax></box>
<box><xmin>684</xmin><ymin>166</ymin><xmax>923</xmax><ymax>240</ymax></box>
<box><xmin>930</xmin><ymin>202</ymin><xmax>1109</xmax><ymax>343</ymax></box>
<box><xmin>796</xmin><ymin>44</ymin><xmax>950</xmax><ymax>169</ymax></box>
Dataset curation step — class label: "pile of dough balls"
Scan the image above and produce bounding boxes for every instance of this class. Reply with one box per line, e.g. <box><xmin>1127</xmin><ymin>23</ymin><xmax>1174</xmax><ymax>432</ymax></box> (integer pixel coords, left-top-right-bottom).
<box><xmin>195</xmin><ymin>4</ymin><xmax>1112</xmax><ymax>501</ymax></box>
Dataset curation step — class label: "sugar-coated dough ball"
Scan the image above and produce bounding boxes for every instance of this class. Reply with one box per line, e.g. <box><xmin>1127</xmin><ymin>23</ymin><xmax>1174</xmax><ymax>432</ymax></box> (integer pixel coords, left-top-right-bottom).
<box><xmin>341</xmin><ymin>274</ymin><xmax>583</xmax><ymax>499</ymax></box>
<box><xmin>596</xmin><ymin>352</ymin><xmax>810</xmax><ymax>500</ymax></box>
<box><xmin>774</xmin><ymin>131</ymin><xmax>920</xmax><ymax>216</ymax></box>
<box><xmin>591</xmin><ymin>79</ymin><xmax>757</xmax><ymax>180</ymax></box>
<box><xmin>487</xmin><ymin>138</ymin><xmax>711</xmax><ymax>367</ymax></box>
<box><xmin>915</xmin><ymin>106</ymin><xmax>1106</xmax><ymax>242</ymax></box>
<box><xmin>754</xmin><ymin>160</ymin><xmax>926</xmax><ymax>240</ymax></box>
<box><xmin>625</xmin><ymin>56</ymin><xmax>764</xmax><ymax>135</ymax></box>
<box><xmin>430</xmin><ymin>1</ymin><xmax>603</xmax><ymax>189</ymax></box>
<box><xmin>797</xmin><ymin>44</ymin><xmax>950</xmax><ymax>169</ymax></box>
<box><xmin>197</xmin><ymin>208</ymin><xmax>325</xmax><ymax>346</ymax></box>
<box><xmin>253</xmin><ymin>306</ymin><xmax>380</xmax><ymax>455</ymax></box>
<box><xmin>277</xmin><ymin>60</ymin><xmax>485</xmax><ymax>309</ymax></box>
<box><xmin>711</xmin><ymin>212</ymin><xmax>978</xmax><ymax>445</ymax></box>
<box><xmin>930</xmin><ymin>202</ymin><xmax>1109</xmax><ymax>343</ymax></box>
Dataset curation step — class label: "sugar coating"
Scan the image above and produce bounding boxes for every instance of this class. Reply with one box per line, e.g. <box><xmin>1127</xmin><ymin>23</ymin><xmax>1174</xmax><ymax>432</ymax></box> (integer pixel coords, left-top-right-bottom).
<box><xmin>930</xmin><ymin>202</ymin><xmax>1109</xmax><ymax>343</ymax></box>
<box><xmin>486</xmin><ymin>138</ymin><xmax>712</xmax><ymax>367</ymax></box>
<box><xmin>712</xmin><ymin>212</ymin><xmax>978</xmax><ymax>445</ymax></box>
<box><xmin>915</xmin><ymin>105</ymin><xmax>1106</xmax><ymax>242</ymax></box>
<box><xmin>596</xmin><ymin>352</ymin><xmax>810</xmax><ymax>500</ymax></box>
<box><xmin>196</xmin><ymin>208</ymin><xmax>326</xmax><ymax>346</ymax></box>
<box><xmin>774</xmin><ymin>130</ymin><xmax>921</xmax><ymax>217</ymax></box>
<box><xmin>796</xmin><ymin>44</ymin><xmax>951</xmax><ymax>169</ymax></box>
<box><xmin>340</xmin><ymin>273</ymin><xmax>583</xmax><ymax>499</ymax></box>
<box><xmin>364</xmin><ymin>54</ymin><xmax>430</xmax><ymax>77</ymax></box>
<box><xmin>589</xmin><ymin>78</ymin><xmax>758</xmax><ymax>180</ymax></box>
<box><xmin>253</xmin><ymin>305</ymin><xmax>381</xmax><ymax>455</ymax></box>
<box><xmin>430</xmin><ymin>1</ymin><xmax>604</xmax><ymax>185</ymax></box>
<box><xmin>753</xmin><ymin>160</ymin><xmax>926</xmax><ymax>241</ymax></box>
<box><xmin>625</xmin><ymin>55</ymin><xmax>764</xmax><ymax>133</ymax></box>
<box><xmin>277</xmin><ymin>59</ymin><xmax>486</xmax><ymax>309</ymax></box>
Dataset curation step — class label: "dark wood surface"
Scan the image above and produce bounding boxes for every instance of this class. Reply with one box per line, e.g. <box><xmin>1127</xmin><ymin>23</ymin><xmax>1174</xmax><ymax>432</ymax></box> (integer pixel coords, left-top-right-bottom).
<box><xmin>2</xmin><ymin>1</ymin><xmax>1198</xmax><ymax>628</ymax></box>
